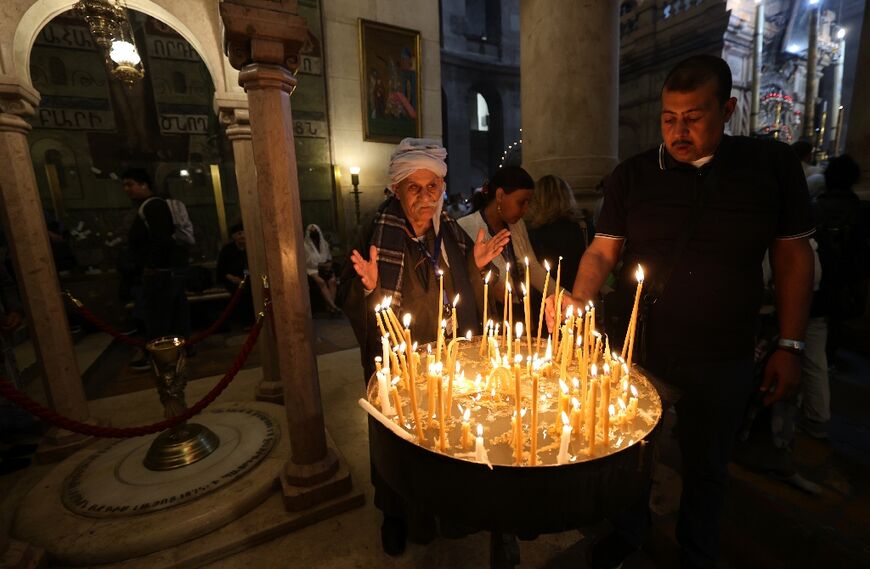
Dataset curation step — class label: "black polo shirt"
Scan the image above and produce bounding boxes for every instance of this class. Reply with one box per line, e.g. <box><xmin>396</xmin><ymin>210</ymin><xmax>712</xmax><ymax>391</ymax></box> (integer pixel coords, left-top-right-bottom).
<box><xmin>597</xmin><ymin>135</ymin><xmax>814</xmax><ymax>362</ymax></box>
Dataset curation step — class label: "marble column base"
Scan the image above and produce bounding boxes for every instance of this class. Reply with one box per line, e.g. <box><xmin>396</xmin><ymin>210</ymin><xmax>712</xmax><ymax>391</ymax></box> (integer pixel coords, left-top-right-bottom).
<box><xmin>13</xmin><ymin>402</ymin><xmax>361</xmax><ymax>567</ymax></box>
<box><xmin>254</xmin><ymin>380</ymin><xmax>284</xmax><ymax>404</ymax></box>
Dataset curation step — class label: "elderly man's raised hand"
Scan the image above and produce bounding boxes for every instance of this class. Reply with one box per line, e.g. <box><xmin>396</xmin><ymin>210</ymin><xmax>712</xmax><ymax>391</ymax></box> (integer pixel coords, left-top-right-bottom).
<box><xmin>473</xmin><ymin>228</ymin><xmax>510</xmax><ymax>270</ymax></box>
<box><xmin>351</xmin><ymin>245</ymin><xmax>379</xmax><ymax>291</ymax></box>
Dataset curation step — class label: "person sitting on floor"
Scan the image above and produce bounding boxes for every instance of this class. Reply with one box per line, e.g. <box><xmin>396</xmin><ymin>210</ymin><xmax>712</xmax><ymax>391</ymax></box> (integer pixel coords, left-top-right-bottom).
<box><xmin>304</xmin><ymin>223</ymin><xmax>341</xmax><ymax>317</ymax></box>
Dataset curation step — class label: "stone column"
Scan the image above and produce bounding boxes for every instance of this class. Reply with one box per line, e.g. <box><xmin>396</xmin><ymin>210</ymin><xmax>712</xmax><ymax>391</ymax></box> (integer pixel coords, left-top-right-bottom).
<box><xmin>802</xmin><ymin>6</ymin><xmax>820</xmax><ymax>140</ymax></box>
<box><xmin>219</xmin><ymin>0</ymin><xmax>355</xmax><ymax>510</ymax></box>
<box><xmin>520</xmin><ymin>0</ymin><xmax>619</xmax><ymax>205</ymax></box>
<box><xmin>0</xmin><ymin>80</ymin><xmax>91</xmax><ymax>460</ymax></box>
<box><xmin>749</xmin><ymin>0</ymin><xmax>765</xmax><ymax>134</ymax></box>
<box><xmin>846</xmin><ymin>1</ymin><xmax>870</xmax><ymax>199</ymax></box>
<box><xmin>827</xmin><ymin>34</ymin><xmax>845</xmax><ymax>154</ymax></box>
<box><xmin>215</xmin><ymin>94</ymin><xmax>282</xmax><ymax>403</ymax></box>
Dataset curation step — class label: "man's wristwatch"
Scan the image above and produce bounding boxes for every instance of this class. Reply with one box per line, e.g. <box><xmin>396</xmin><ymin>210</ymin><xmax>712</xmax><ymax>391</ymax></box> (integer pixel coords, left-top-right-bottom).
<box><xmin>776</xmin><ymin>338</ymin><xmax>806</xmax><ymax>356</ymax></box>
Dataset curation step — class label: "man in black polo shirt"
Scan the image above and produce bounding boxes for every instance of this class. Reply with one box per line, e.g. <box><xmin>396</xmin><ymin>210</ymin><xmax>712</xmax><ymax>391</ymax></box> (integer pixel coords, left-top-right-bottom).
<box><xmin>552</xmin><ymin>56</ymin><xmax>814</xmax><ymax>569</ymax></box>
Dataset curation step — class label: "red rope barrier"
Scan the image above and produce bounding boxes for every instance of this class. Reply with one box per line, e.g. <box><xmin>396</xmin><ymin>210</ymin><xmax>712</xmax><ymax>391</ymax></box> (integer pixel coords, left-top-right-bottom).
<box><xmin>0</xmin><ymin>312</ymin><xmax>265</xmax><ymax>439</ymax></box>
<box><xmin>64</xmin><ymin>277</ymin><xmax>248</xmax><ymax>347</ymax></box>
<box><xmin>188</xmin><ymin>280</ymin><xmax>248</xmax><ymax>345</ymax></box>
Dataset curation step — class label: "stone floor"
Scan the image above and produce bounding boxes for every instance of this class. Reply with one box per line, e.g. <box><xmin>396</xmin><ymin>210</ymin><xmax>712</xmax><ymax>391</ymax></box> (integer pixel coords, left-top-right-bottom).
<box><xmin>2</xmin><ymin>314</ymin><xmax>870</xmax><ymax>568</ymax></box>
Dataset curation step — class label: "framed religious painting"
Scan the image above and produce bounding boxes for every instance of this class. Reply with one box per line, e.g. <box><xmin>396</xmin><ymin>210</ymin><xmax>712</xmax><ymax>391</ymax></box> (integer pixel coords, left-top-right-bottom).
<box><xmin>358</xmin><ymin>19</ymin><xmax>422</xmax><ymax>143</ymax></box>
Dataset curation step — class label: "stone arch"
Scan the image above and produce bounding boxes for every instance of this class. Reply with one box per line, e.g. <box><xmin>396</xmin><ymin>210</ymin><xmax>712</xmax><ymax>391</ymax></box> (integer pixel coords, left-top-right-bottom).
<box><xmin>466</xmin><ymin>83</ymin><xmax>504</xmax><ymax>177</ymax></box>
<box><xmin>12</xmin><ymin>0</ymin><xmax>221</xmax><ymax>90</ymax></box>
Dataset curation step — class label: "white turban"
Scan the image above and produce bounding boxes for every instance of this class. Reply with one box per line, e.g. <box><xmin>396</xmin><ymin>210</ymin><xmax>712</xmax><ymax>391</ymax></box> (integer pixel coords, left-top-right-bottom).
<box><xmin>388</xmin><ymin>138</ymin><xmax>448</xmax><ymax>185</ymax></box>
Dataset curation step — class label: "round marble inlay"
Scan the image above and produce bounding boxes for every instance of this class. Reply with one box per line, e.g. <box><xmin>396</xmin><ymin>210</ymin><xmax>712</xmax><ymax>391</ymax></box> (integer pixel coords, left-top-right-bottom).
<box><xmin>62</xmin><ymin>407</ymin><xmax>278</xmax><ymax>517</ymax></box>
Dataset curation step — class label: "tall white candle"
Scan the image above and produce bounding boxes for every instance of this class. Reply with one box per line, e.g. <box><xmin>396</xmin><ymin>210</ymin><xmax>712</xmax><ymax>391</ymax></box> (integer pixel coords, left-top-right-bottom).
<box><xmin>557</xmin><ymin>411</ymin><xmax>572</xmax><ymax>465</ymax></box>
<box><xmin>474</xmin><ymin>424</ymin><xmax>489</xmax><ymax>463</ymax></box>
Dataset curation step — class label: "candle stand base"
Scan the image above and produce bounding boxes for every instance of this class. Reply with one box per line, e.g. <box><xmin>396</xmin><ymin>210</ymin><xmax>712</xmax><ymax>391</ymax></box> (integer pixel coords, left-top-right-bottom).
<box><xmin>143</xmin><ymin>423</ymin><xmax>221</xmax><ymax>471</ymax></box>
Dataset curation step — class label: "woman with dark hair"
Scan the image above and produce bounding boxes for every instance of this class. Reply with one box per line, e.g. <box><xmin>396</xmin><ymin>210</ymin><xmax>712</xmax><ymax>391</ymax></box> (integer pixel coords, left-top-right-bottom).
<box><xmin>525</xmin><ymin>175</ymin><xmax>591</xmax><ymax>291</ymax></box>
<box><xmin>459</xmin><ymin>166</ymin><xmax>559</xmax><ymax>335</ymax></box>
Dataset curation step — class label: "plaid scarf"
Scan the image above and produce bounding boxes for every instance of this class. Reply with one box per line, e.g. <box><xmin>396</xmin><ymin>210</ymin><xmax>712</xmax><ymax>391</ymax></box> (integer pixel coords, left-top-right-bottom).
<box><xmin>372</xmin><ymin>196</ymin><xmax>469</xmax><ymax>308</ymax></box>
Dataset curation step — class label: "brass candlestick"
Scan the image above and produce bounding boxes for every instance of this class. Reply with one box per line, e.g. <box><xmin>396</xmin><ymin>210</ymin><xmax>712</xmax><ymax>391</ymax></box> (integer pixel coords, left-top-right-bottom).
<box><xmin>143</xmin><ymin>336</ymin><xmax>220</xmax><ymax>471</ymax></box>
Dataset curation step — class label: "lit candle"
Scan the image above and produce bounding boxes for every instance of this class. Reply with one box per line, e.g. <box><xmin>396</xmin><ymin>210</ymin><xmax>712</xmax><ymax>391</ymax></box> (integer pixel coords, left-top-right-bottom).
<box><xmin>480</xmin><ymin>271</ymin><xmax>491</xmax><ymax>354</ymax></box>
<box><xmin>605</xmin><ymin>404</ymin><xmax>614</xmax><ymax>447</ymax></box>
<box><xmin>624</xmin><ymin>265</ymin><xmax>645</xmax><ymax>367</ymax></box>
<box><xmin>559</xmin><ymin>378</ymin><xmax>570</xmax><ymax>417</ymax></box>
<box><xmin>374</xmin><ymin>304</ymin><xmax>389</xmax><ymax>341</ymax></box>
<box><xmin>530</xmin><ymin>366</ymin><xmax>539</xmax><ymax>465</ymax></box>
<box><xmin>502</xmin><ymin>263</ymin><xmax>510</xmax><ymax>348</ymax></box>
<box><xmin>557</xmin><ymin>411</ymin><xmax>572</xmax><ymax>465</ymax></box>
<box><xmin>514</xmin><ymin>362</ymin><xmax>522</xmax><ymax>464</ymax></box>
<box><xmin>586</xmin><ymin>377</ymin><xmax>598</xmax><ymax>456</ymax></box>
<box><xmin>627</xmin><ymin>385</ymin><xmax>639</xmax><ymax>422</ymax></box>
<box><xmin>451</xmin><ymin>293</ymin><xmax>460</xmax><ymax>341</ymax></box>
<box><xmin>376</xmin><ymin>369</ymin><xmax>396</xmax><ymax>415</ymax></box>
<box><xmin>601</xmin><ymin>363</ymin><xmax>611</xmax><ymax>431</ymax></box>
<box><xmin>515</xmin><ymin>321</ymin><xmax>524</xmax><ymax>361</ymax></box>
<box><xmin>474</xmin><ymin>424</ymin><xmax>489</xmax><ymax>463</ymax></box>
<box><xmin>507</xmin><ymin>282</ymin><xmax>514</xmax><ymax>359</ymax></box>
<box><xmin>460</xmin><ymin>406</ymin><xmax>472</xmax><ymax>449</ymax></box>
<box><xmin>570</xmin><ymin>397</ymin><xmax>582</xmax><ymax>440</ymax></box>
<box><xmin>536</xmin><ymin>259</ymin><xmax>551</xmax><ymax>353</ymax></box>
<box><xmin>436</xmin><ymin>270</ymin><xmax>445</xmax><ymax>361</ymax></box>
<box><xmin>403</xmin><ymin>342</ymin><xmax>423</xmax><ymax>441</ymax></box>
<box><xmin>391</xmin><ymin>377</ymin><xmax>405</xmax><ymax>425</ymax></box>
<box><xmin>521</xmin><ymin>283</ymin><xmax>532</xmax><ymax>357</ymax></box>
<box><xmin>438</xmin><ymin>373</ymin><xmax>446</xmax><ymax>452</ymax></box>
<box><xmin>553</xmin><ymin>289</ymin><xmax>564</xmax><ymax>356</ymax></box>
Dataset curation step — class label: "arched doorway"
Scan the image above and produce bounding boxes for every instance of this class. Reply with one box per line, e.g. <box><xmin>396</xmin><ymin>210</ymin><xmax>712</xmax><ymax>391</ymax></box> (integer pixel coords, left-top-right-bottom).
<box><xmin>467</xmin><ymin>86</ymin><xmax>503</xmax><ymax>188</ymax></box>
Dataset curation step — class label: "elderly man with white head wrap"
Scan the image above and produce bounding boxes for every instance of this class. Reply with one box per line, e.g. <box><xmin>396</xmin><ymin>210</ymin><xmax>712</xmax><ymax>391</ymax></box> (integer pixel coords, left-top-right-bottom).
<box><xmin>336</xmin><ymin>138</ymin><xmax>509</xmax><ymax>556</ymax></box>
<box><xmin>339</xmin><ymin>138</ymin><xmax>509</xmax><ymax>380</ymax></box>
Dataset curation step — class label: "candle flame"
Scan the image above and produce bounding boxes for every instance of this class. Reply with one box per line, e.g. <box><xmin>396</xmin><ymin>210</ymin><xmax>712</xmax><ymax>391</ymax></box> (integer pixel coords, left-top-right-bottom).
<box><xmin>506</xmin><ymin>281</ymin><xmax>512</xmax><ymax>293</ymax></box>
<box><xmin>559</xmin><ymin>379</ymin><xmax>569</xmax><ymax>393</ymax></box>
<box><xmin>505</xmin><ymin>262</ymin><xmax>511</xmax><ymax>273</ymax></box>
<box><xmin>571</xmin><ymin>397</ymin><xmax>580</xmax><ymax>408</ymax></box>
<box><xmin>466</xmin><ymin>330</ymin><xmax>472</xmax><ymax>341</ymax></box>
<box><xmin>441</xmin><ymin>319</ymin><xmax>447</xmax><ymax>329</ymax></box>
<box><xmin>477</xmin><ymin>424</ymin><xmax>483</xmax><ymax>437</ymax></box>
<box><xmin>403</xmin><ymin>313</ymin><xmax>411</xmax><ymax>328</ymax></box>
<box><xmin>427</xmin><ymin>344</ymin><xmax>432</xmax><ymax>354</ymax></box>
<box><xmin>485</xmin><ymin>270</ymin><xmax>492</xmax><ymax>284</ymax></box>
<box><xmin>392</xmin><ymin>376</ymin><xmax>401</xmax><ymax>386</ymax></box>
<box><xmin>515</xmin><ymin>321</ymin><xmax>523</xmax><ymax>339</ymax></box>
<box><xmin>399</xmin><ymin>342</ymin><xmax>407</xmax><ymax>353</ymax></box>
<box><xmin>603</xmin><ymin>363</ymin><xmax>610</xmax><ymax>374</ymax></box>
<box><xmin>514</xmin><ymin>353</ymin><xmax>523</xmax><ymax>364</ymax></box>
<box><xmin>636</xmin><ymin>265</ymin><xmax>645</xmax><ymax>283</ymax></box>
<box><xmin>521</xmin><ymin>408</ymin><xmax>527</xmax><ymax>417</ymax></box>
<box><xmin>566</xmin><ymin>305</ymin><xmax>574</xmax><ymax>318</ymax></box>
<box><xmin>561</xmin><ymin>411</ymin><xmax>570</xmax><ymax>426</ymax></box>
<box><xmin>384</xmin><ymin>296</ymin><xmax>392</xmax><ymax>308</ymax></box>
<box><xmin>438</xmin><ymin>270</ymin><xmax>444</xmax><ymax>277</ymax></box>
<box><xmin>630</xmin><ymin>385</ymin><xmax>638</xmax><ymax>398</ymax></box>
<box><xmin>591</xmin><ymin>364</ymin><xmax>598</xmax><ymax>377</ymax></box>
<box><xmin>618</xmin><ymin>398</ymin><xmax>627</xmax><ymax>410</ymax></box>
<box><xmin>593</xmin><ymin>330</ymin><xmax>601</xmax><ymax>338</ymax></box>
<box><xmin>374</xmin><ymin>303</ymin><xmax>381</xmax><ymax>312</ymax></box>
<box><xmin>453</xmin><ymin>293</ymin><xmax>460</xmax><ymax>307</ymax></box>
<box><xmin>521</xmin><ymin>283</ymin><xmax>527</xmax><ymax>296</ymax></box>
<box><xmin>524</xmin><ymin>256</ymin><xmax>529</xmax><ymax>267</ymax></box>
<box><xmin>572</xmin><ymin>377</ymin><xmax>580</xmax><ymax>389</ymax></box>
<box><xmin>375</xmin><ymin>356</ymin><xmax>382</xmax><ymax>363</ymax></box>
<box><xmin>412</xmin><ymin>341</ymin><xmax>418</xmax><ymax>351</ymax></box>
<box><xmin>544</xmin><ymin>259</ymin><xmax>551</xmax><ymax>272</ymax></box>
<box><xmin>577</xmin><ymin>335</ymin><xmax>583</xmax><ymax>346</ymax></box>
<box><xmin>463</xmin><ymin>408</ymin><xmax>471</xmax><ymax>421</ymax></box>
<box><xmin>609</xmin><ymin>404</ymin><xmax>615</xmax><ymax>416</ymax></box>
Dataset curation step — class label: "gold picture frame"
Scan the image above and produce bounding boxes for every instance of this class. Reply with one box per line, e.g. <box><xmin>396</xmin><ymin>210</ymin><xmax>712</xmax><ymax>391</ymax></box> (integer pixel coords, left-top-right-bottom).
<box><xmin>358</xmin><ymin>19</ymin><xmax>422</xmax><ymax>143</ymax></box>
